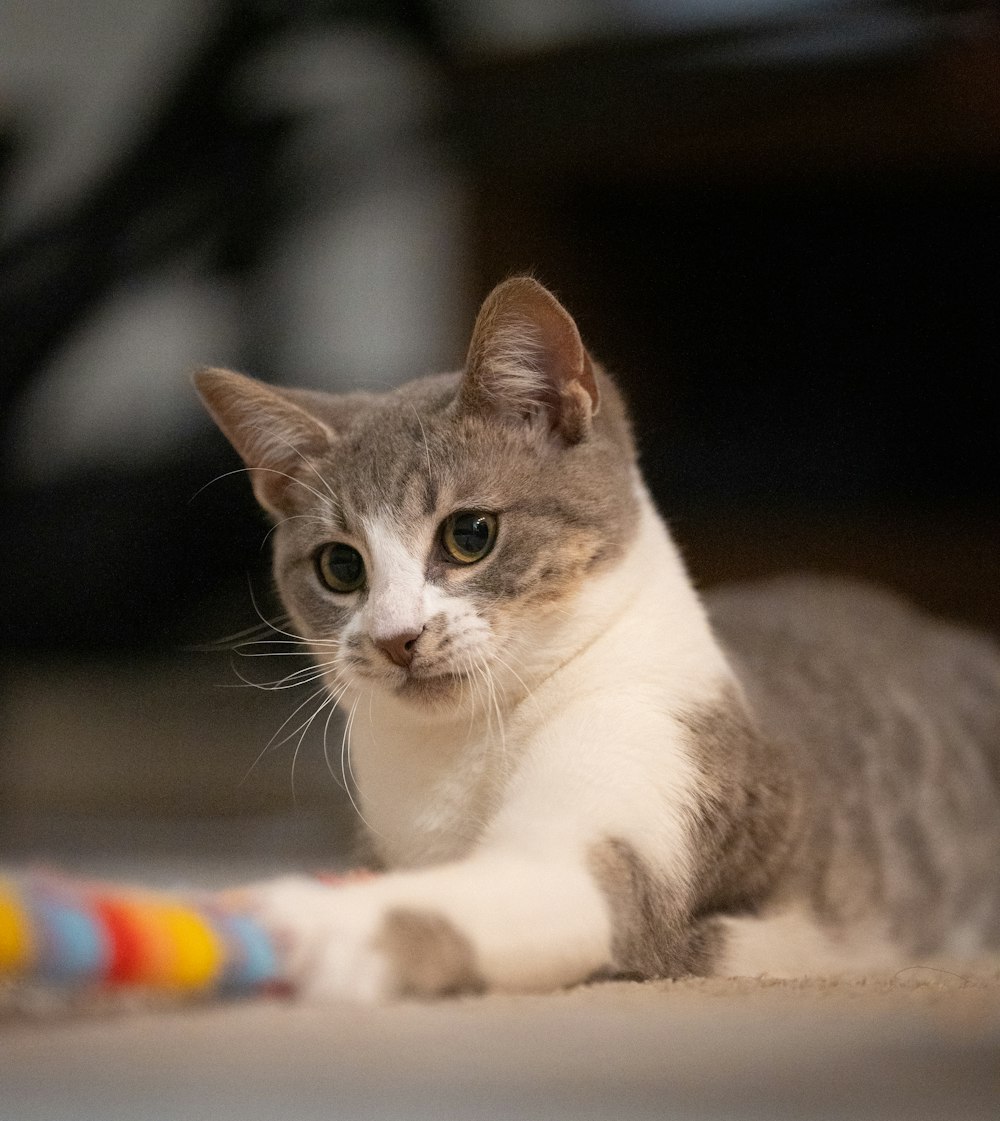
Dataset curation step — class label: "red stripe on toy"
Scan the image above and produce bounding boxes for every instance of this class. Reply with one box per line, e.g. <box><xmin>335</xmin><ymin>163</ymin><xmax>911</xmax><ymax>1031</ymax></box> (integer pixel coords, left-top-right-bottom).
<box><xmin>93</xmin><ymin>898</ymin><xmax>145</xmax><ymax>985</ymax></box>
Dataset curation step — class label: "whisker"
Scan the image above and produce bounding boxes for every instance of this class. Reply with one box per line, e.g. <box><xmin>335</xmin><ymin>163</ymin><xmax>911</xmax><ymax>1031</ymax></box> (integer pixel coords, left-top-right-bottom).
<box><xmin>244</xmin><ymin>580</ymin><xmax>312</xmax><ymax>644</ymax></box>
<box><xmin>239</xmin><ymin>684</ymin><xmax>329</xmax><ymax>784</ymax></box>
<box><xmin>247</xmin><ymin>423</ymin><xmax>343</xmax><ymax>513</ymax></box>
<box><xmin>471</xmin><ymin>652</ymin><xmax>490</xmax><ymax>738</ymax></box>
<box><xmin>479</xmin><ymin>651</ymin><xmax>508</xmax><ymax>776</ymax></box>
<box><xmin>265</xmin><ymin>681</ymin><xmax>344</xmax><ymax>747</ymax></box>
<box><xmin>244</xmin><ymin>580</ymin><xmax>337</xmax><ymax>647</ymax></box>
<box><xmin>232</xmin><ymin>640</ymin><xmax>315</xmax><ymax>649</ymax></box>
<box><xmin>341</xmin><ymin>696</ymin><xmax>382</xmax><ymax>837</ymax></box>
<box><xmin>408</xmin><ymin>403</ymin><xmax>434</xmax><ymax>486</ymax></box>
<box><xmin>491</xmin><ymin>651</ymin><xmax>535</xmax><ymax>708</ymax></box>
<box><xmin>185</xmin><ymin>613</ymin><xmax>294</xmax><ymax>652</ymax></box>
<box><xmin>228</xmin><ymin>657</ymin><xmax>342</xmax><ymax>692</ymax></box>
<box><xmin>321</xmin><ymin>683</ymin><xmax>352</xmax><ymax>791</ymax></box>
<box><xmin>458</xmin><ymin>654</ymin><xmax>476</xmax><ymax>742</ymax></box>
<box><xmin>190</xmin><ymin>465</ymin><xmax>335</xmax><ymax>513</ymax></box>
<box><xmin>260</xmin><ymin>512</ymin><xmax>332</xmax><ymax>551</ymax></box>
<box><xmin>290</xmin><ymin>689</ymin><xmax>339</xmax><ymax>805</ymax></box>
<box><xmin>346</xmin><ymin>696</ymin><xmax>365</xmax><ymax>802</ymax></box>
<box><xmin>462</xmin><ymin>650</ymin><xmax>484</xmax><ymax>743</ymax></box>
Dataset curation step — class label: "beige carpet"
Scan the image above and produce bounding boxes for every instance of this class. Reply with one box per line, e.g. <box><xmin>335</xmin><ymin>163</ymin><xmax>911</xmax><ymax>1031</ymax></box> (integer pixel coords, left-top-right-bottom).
<box><xmin>5</xmin><ymin>969</ymin><xmax>1000</xmax><ymax>1121</ymax></box>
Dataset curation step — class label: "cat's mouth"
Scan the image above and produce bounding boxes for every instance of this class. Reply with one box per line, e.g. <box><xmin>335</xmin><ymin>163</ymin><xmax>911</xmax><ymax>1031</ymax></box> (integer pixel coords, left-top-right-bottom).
<box><xmin>393</xmin><ymin>670</ymin><xmax>467</xmax><ymax>704</ymax></box>
<box><xmin>347</xmin><ymin>657</ymin><xmax>472</xmax><ymax>705</ymax></box>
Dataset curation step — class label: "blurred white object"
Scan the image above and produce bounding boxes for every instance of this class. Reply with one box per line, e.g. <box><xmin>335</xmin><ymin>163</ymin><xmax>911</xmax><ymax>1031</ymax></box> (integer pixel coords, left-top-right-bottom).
<box><xmin>437</xmin><ymin>0</ymin><xmax>845</xmax><ymax>51</ymax></box>
<box><xmin>246</xmin><ymin>27</ymin><xmax>466</xmax><ymax>392</ymax></box>
<box><xmin>12</xmin><ymin>273</ymin><xmax>239</xmax><ymax>482</ymax></box>
<box><xmin>263</xmin><ymin>170</ymin><xmax>466</xmax><ymax>392</ymax></box>
<box><xmin>0</xmin><ymin>0</ymin><xmax>219</xmax><ymax>238</ymax></box>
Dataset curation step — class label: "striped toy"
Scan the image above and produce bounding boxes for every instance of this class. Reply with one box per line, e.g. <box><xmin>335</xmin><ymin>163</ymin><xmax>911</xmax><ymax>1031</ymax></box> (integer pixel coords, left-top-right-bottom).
<box><xmin>0</xmin><ymin>873</ymin><xmax>280</xmax><ymax>996</ymax></box>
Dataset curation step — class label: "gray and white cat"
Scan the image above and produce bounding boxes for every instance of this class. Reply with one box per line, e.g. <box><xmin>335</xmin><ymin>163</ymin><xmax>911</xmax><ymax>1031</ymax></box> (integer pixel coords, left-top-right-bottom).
<box><xmin>196</xmin><ymin>277</ymin><xmax>1000</xmax><ymax>1000</ymax></box>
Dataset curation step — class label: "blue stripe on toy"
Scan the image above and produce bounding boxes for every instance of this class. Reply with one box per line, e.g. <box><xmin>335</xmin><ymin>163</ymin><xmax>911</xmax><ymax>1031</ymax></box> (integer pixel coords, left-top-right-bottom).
<box><xmin>32</xmin><ymin>893</ymin><xmax>110</xmax><ymax>983</ymax></box>
<box><xmin>215</xmin><ymin>913</ymin><xmax>279</xmax><ymax>989</ymax></box>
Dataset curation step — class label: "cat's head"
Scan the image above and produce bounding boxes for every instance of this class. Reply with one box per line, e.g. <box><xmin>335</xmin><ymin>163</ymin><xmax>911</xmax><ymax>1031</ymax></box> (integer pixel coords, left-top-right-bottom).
<box><xmin>196</xmin><ymin>277</ymin><xmax>640</xmax><ymax>710</ymax></box>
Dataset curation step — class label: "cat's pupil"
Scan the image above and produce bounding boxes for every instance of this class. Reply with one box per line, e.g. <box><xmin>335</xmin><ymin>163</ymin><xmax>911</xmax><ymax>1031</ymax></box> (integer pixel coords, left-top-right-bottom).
<box><xmin>317</xmin><ymin>542</ymin><xmax>365</xmax><ymax>593</ymax></box>
<box><xmin>454</xmin><ymin>515</ymin><xmax>490</xmax><ymax>553</ymax></box>
<box><xmin>442</xmin><ymin>511</ymin><xmax>498</xmax><ymax>564</ymax></box>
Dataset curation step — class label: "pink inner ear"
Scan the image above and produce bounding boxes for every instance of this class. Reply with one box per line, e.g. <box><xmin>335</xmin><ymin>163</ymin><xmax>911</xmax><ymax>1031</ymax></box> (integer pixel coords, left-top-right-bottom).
<box><xmin>462</xmin><ymin>278</ymin><xmax>600</xmax><ymax>442</ymax></box>
<box><xmin>525</xmin><ymin>290</ymin><xmax>599</xmax><ymax>413</ymax></box>
<box><xmin>196</xmin><ymin>367</ymin><xmax>333</xmax><ymax>468</ymax></box>
<box><xmin>195</xmin><ymin>366</ymin><xmax>336</xmax><ymax>515</ymax></box>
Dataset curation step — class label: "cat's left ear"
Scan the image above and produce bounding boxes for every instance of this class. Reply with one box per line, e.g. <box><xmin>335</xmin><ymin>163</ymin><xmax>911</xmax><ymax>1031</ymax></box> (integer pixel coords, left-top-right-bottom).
<box><xmin>458</xmin><ymin>277</ymin><xmax>600</xmax><ymax>445</ymax></box>
<box><xmin>194</xmin><ymin>367</ymin><xmax>335</xmax><ymax>516</ymax></box>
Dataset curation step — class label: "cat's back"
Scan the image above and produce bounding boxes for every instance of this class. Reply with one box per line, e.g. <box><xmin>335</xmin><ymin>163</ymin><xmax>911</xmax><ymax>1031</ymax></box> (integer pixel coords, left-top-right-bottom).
<box><xmin>707</xmin><ymin>575</ymin><xmax>1000</xmax><ymax>771</ymax></box>
<box><xmin>706</xmin><ymin>575</ymin><xmax>1000</xmax><ymax>952</ymax></box>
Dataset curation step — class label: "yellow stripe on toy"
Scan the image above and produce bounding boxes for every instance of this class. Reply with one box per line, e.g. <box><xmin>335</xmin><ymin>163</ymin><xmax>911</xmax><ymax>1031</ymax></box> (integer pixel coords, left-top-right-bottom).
<box><xmin>158</xmin><ymin>903</ymin><xmax>224</xmax><ymax>990</ymax></box>
<box><xmin>0</xmin><ymin>880</ymin><xmax>35</xmax><ymax>974</ymax></box>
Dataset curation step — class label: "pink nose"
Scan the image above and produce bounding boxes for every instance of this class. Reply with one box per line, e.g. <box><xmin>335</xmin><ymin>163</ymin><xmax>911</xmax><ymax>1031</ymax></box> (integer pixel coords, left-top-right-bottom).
<box><xmin>374</xmin><ymin>629</ymin><xmax>423</xmax><ymax>669</ymax></box>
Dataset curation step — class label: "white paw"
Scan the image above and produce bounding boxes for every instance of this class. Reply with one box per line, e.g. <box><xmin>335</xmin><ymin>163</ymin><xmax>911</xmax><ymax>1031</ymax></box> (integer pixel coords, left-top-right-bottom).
<box><xmin>246</xmin><ymin>876</ymin><xmax>393</xmax><ymax>1002</ymax></box>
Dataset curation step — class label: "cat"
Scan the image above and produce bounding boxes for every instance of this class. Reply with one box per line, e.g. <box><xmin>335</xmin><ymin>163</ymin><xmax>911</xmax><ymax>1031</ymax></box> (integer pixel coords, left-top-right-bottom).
<box><xmin>195</xmin><ymin>276</ymin><xmax>1000</xmax><ymax>1000</ymax></box>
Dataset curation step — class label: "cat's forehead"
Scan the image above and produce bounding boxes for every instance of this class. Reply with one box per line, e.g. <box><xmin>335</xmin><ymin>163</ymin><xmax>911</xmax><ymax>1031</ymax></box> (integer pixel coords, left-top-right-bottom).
<box><xmin>315</xmin><ymin>376</ymin><xmax>533</xmax><ymax>530</ymax></box>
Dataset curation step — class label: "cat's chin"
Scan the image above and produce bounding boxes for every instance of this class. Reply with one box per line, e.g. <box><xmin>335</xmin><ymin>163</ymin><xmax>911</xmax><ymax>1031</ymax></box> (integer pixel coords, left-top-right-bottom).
<box><xmin>392</xmin><ymin>672</ymin><xmax>467</xmax><ymax>707</ymax></box>
<box><xmin>346</xmin><ymin>669</ymin><xmax>467</xmax><ymax>708</ymax></box>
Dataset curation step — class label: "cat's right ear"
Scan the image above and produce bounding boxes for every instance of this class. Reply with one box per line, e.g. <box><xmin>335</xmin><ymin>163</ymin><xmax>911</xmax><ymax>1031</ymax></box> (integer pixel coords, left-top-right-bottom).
<box><xmin>194</xmin><ymin>367</ymin><xmax>334</xmax><ymax>516</ymax></box>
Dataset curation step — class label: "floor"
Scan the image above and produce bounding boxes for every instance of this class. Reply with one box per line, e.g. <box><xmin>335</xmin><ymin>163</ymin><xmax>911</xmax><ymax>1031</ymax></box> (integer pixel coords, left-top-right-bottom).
<box><xmin>3</xmin><ymin>652</ymin><xmax>999</xmax><ymax>1121</ymax></box>
<box><xmin>5</xmin><ymin>968</ymin><xmax>1000</xmax><ymax>1121</ymax></box>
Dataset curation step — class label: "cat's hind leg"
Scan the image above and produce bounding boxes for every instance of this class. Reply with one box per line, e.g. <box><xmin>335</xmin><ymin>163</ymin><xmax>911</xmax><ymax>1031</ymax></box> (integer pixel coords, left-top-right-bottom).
<box><xmin>715</xmin><ymin>909</ymin><xmax>901</xmax><ymax>979</ymax></box>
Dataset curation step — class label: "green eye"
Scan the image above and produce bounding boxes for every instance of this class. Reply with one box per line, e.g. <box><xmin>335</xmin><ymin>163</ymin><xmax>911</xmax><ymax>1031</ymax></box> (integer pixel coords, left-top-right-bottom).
<box><xmin>441</xmin><ymin>511</ymin><xmax>498</xmax><ymax>564</ymax></box>
<box><xmin>316</xmin><ymin>543</ymin><xmax>365</xmax><ymax>593</ymax></box>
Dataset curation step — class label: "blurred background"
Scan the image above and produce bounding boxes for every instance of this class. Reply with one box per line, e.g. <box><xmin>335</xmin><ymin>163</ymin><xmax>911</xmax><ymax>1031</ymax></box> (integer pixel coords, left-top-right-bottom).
<box><xmin>1</xmin><ymin>0</ymin><xmax>997</xmax><ymax>875</ymax></box>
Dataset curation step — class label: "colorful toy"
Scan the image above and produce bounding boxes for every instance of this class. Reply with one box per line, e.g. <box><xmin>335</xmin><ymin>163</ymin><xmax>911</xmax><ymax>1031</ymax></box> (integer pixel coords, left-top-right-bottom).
<box><xmin>0</xmin><ymin>872</ymin><xmax>281</xmax><ymax>998</ymax></box>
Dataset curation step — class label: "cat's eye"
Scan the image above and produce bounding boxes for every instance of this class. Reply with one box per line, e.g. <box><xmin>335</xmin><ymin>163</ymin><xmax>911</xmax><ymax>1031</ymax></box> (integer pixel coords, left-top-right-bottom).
<box><xmin>316</xmin><ymin>542</ymin><xmax>366</xmax><ymax>593</ymax></box>
<box><xmin>441</xmin><ymin>511</ymin><xmax>498</xmax><ymax>564</ymax></box>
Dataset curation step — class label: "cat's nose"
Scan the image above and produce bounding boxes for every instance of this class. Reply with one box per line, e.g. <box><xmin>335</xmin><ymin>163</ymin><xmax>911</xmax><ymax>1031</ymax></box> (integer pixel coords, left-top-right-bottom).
<box><xmin>374</xmin><ymin>629</ymin><xmax>423</xmax><ymax>669</ymax></box>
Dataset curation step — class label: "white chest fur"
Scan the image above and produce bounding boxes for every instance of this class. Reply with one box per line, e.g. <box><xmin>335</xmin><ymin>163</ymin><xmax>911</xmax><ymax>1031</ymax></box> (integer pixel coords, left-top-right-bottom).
<box><xmin>344</xmin><ymin>485</ymin><xmax>732</xmax><ymax>870</ymax></box>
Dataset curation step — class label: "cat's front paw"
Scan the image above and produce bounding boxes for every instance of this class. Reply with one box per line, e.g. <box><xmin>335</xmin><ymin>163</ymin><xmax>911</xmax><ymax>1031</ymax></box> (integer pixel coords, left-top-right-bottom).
<box><xmin>245</xmin><ymin>876</ymin><xmax>390</xmax><ymax>1001</ymax></box>
<box><xmin>244</xmin><ymin>876</ymin><xmax>484</xmax><ymax>1002</ymax></box>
